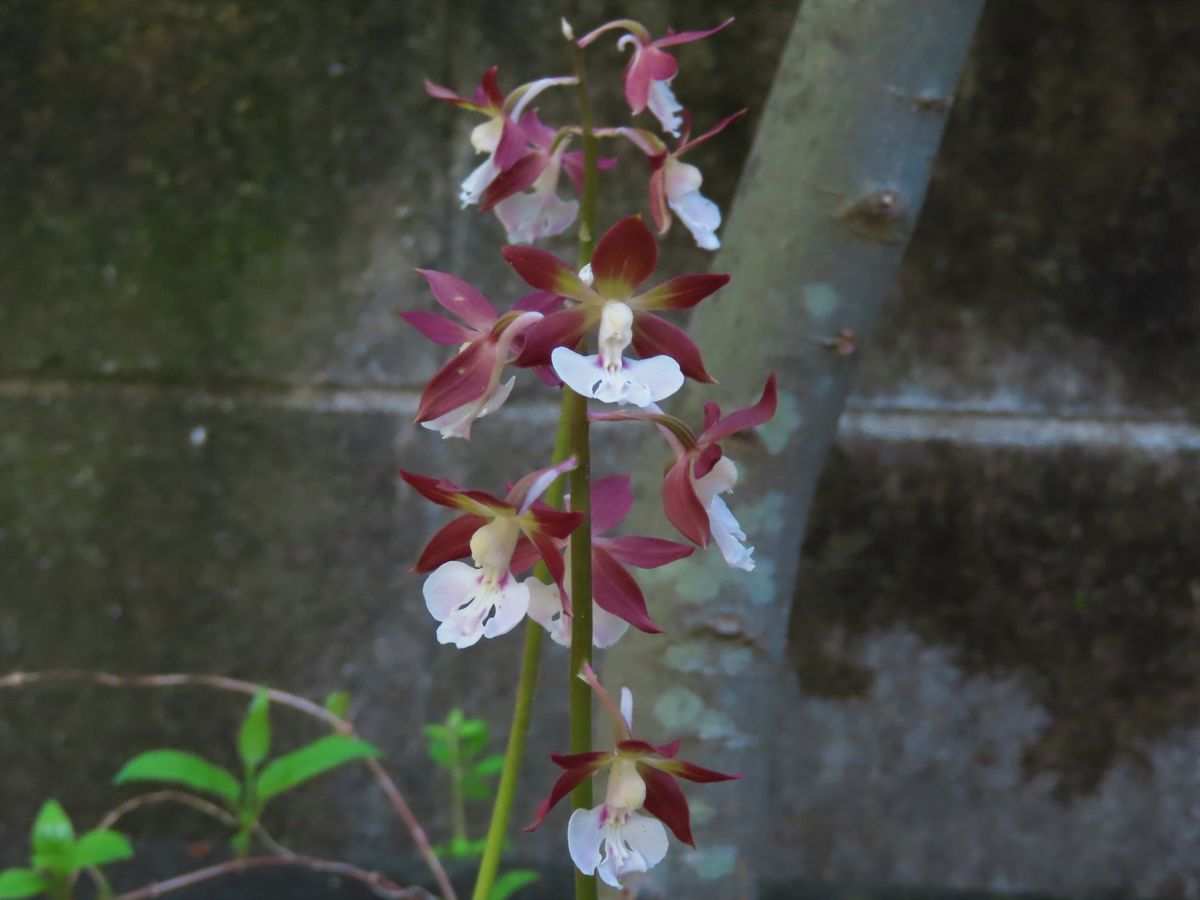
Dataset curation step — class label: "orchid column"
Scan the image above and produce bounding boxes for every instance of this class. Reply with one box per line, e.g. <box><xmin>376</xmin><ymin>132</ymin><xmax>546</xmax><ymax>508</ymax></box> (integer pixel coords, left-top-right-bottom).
<box><xmin>407</xmin><ymin>15</ymin><xmax>772</xmax><ymax>900</ymax></box>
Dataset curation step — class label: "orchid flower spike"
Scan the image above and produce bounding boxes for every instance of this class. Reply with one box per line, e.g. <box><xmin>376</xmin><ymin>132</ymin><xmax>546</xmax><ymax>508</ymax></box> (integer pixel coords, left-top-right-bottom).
<box><xmin>576</xmin><ymin>18</ymin><xmax>733</xmax><ymax>136</ymax></box>
<box><xmin>527</xmin><ymin>665</ymin><xmax>739</xmax><ymax>888</ymax></box>
<box><xmin>503</xmin><ymin>216</ymin><xmax>729</xmax><ymax>404</ymax></box>
<box><xmin>424</xmin><ymin>67</ymin><xmax>578</xmax><ymax>208</ymax></box>
<box><xmin>591</xmin><ymin>374</ymin><xmax>778</xmax><ymax>570</ymax></box>
<box><xmin>399</xmin><ymin>459</ymin><xmax>582</xmax><ymax>648</ymax></box>
<box><xmin>402</xmin><ymin>270</ymin><xmax>561</xmax><ymax>439</ymax></box>
<box><xmin>524</xmin><ymin>475</ymin><xmax>692</xmax><ymax>648</ymax></box>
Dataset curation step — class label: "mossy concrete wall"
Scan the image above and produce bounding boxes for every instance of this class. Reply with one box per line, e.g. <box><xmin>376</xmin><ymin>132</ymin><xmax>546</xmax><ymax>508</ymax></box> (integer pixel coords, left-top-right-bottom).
<box><xmin>2</xmin><ymin>1</ymin><xmax>1199</xmax><ymax>898</ymax></box>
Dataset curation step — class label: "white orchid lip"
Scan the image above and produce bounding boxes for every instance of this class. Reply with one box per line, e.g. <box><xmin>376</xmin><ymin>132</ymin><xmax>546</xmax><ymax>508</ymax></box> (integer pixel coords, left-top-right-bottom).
<box><xmin>692</xmin><ymin>456</ymin><xmax>755</xmax><ymax>571</ymax></box>
<box><xmin>422</xmin><ymin>559</ymin><xmax>530</xmax><ymax>648</ymax></box>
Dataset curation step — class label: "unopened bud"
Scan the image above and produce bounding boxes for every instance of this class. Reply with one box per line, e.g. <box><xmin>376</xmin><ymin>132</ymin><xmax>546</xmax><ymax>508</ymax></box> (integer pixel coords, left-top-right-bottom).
<box><xmin>561</xmin><ymin>17</ymin><xmax>575</xmax><ymax>41</ymax></box>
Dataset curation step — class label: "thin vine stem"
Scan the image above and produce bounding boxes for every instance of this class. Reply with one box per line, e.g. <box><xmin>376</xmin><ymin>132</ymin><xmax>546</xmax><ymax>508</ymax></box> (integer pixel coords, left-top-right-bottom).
<box><xmin>470</xmin><ymin>407</ymin><xmax>571</xmax><ymax>900</ymax></box>
<box><xmin>0</xmin><ymin>670</ymin><xmax>456</xmax><ymax>900</ymax></box>
<box><xmin>568</xmin><ymin>37</ymin><xmax>600</xmax><ymax>900</ymax></box>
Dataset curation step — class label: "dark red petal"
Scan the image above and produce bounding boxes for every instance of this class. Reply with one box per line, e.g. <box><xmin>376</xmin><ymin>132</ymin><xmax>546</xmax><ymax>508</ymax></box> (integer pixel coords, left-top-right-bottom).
<box><xmin>638</xmin><ymin>763</ymin><xmax>694</xmax><ymax>846</ymax></box>
<box><xmin>563</xmin><ymin>152</ymin><xmax>618</xmax><ymax>194</ymax></box>
<box><xmin>525</xmin><ymin>754</ymin><xmax>610</xmax><ymax>831</ymax></box>
<box><xmin>702</xmin><ymin>401</ymin><xmax>721</xmax><ymax>433</ymax></box>
<box><xmin>631</xmin><ymin>313</ymin><xmax>715</xmax><ymax>383</ymax></box>
<box><xmin>616</xmin><ymin>739</ymin><xmax>657</xmax><ymax>756</ymax></box>
<box><xmin>699</xmin><ymin>373</ymin><xmax>778</xmax><ymax>445</ymax></box>
<box><xmin>502</xmin><ymin>246</ymin><xmax>592</xmax><ymax>300</ymax></box>
<box><xmin>663</xmin><ymin>455</ymin><xmax>709</xmax><ymax>547</ymax></box>
<box><xmin>657</xmin><ymin>757</ymin><xmax>742</xmax><ymax>784</ymax></box>
<box><xmin>602</xmin><ymin>535</ymin><xmax>693</xmax><ymax>569</ymax></box>
<box><xmin>513</xmin><ymin>308</ymin><xmax>593</xmax><ymax>368</ymax></box>
<box><xmin>479</xmin><ymin>66</ymin><xmax>504</xmax><ymax>109</ymax></box>
<box><xmin>633</xmin><ymin>273</ymin><xmax>730</xmax><ymax>311</ymax></box>
<box><xmin>400</xmin><ymin>310</ymin><xmax>476</xmax><ymax>345</ymax></box>
<box><xmin>648</xmin><ymin>167</ymin><xmax>671</xmax><ymax>234</ymax></box>
<box><xmin>414</xmin><ymin>340</ymin><xmax>495</xmax><ymax>424</ymax></box>
<box><xmin>692</xmin><ymin>442</ymin><xmax>723</xmax><ymax>480</ymax></box>
<box><xmin>654</xmin><ymin>739</ymin><xmax>681</xmax><ymax>759</ymax></box>
<box><xmin>481</xmin><ymin>151</ymin><xmax>549</xmax><ymax>212</ymax></box>
<box><xmin>592</xmin><ymin>545</ymin><xmax>661</xmax><ymax>634</ymax></box>
<box><xmin>677</xmin><ymin>108</ymin><xmax>747</xmax><ymax>156</ymax></box>
<box><xmin>529</xmin><ymin>529</ymin><xmax>569</xmax><ymax>605</ymax></box>
<box><xmin>424</xmin><ymin>79</ymin><xmax>481</xmax><ymax>110</ymax></box>
<box><xmin>527</xmin><ymin>507</ymin><xmax>584</xmax><ymax>541</ymax></box>
<box><xmin>512</xmin><ymin>291</ymin><xmax>565</xmax><ymax>315</ymax></box>
<box><xmin>398</xmin><ymin>470</ymin><xmax>470</xmax><ymax>509</ymax></box>
<box><xmin>413</xmin><ymin>514</ymin><xmax>486</xmax><ymax>572</ymax></box>
<box><xmin>589</xmin><ymin>475</ymin><xmax>633</xmax><ymax>535</ymax></box>
<box><xmin>415</xmin><ymin>269</ymin><xmax>497</xmax><ymax>331</ymax></box>
<box><xmin>493</xmin><ymin>116</ymin><xmax>531</xmax><ymax>172</ymax></box>
<box><xmin>518</xmin><ymin>108</ymin><xmax>557</xmax><ymax>149</ymax></box>
<box><xmin>509</xmin><ymin>535</ymin><xmax>542</xmax><ymax>574</ymax></box>
<box><xmin>653</xmin><ymin>18</ymin><xmax>734</xmax><ymax>49</ymax></box>
<box><xmin>590</xmin><ymin>216</ymin><xmax>659</xmax><ymax>297</ymax></box>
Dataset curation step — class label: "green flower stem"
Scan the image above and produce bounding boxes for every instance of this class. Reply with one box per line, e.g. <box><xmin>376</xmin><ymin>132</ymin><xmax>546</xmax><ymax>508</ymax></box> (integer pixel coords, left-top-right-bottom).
<box><xmin>471</xmin><ymin>408</ymin><xmax>571</xmax><ymax>900</ymax></box>
<box><xmin>569</xmin><ymin>39</ymin><xmax>600</xmax><ymax>900</ymax></box>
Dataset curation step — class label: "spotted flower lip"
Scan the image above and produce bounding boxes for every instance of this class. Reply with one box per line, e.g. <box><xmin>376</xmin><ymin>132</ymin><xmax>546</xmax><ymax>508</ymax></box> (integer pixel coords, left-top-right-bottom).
<box><xmin>590</xmin><ymin>374</ymin><xmax>778</xmax><ymax>569</ymax></box>
<box><xmin>575</xmin><ymin>18</ymin><xmax>734</xmax><ymax>136</ymax></box>
<box><xmin>520</xmin><ymin>474</ymin><xmax>693</xmax><ymax>643</ymax></box>
<box><xmin>526</xmin><ymin>665</ymin><xmax>738</xmax><ymax>886</ymax></box>
<box><xmin>503</xmin><ymin>216</ymin><xmax>729</xmax><ymax>385</ymax></box>
<box><xmin>402</xmin><ymin>269</ymin><xmax>561</xmax><ymax>439</ymax></box>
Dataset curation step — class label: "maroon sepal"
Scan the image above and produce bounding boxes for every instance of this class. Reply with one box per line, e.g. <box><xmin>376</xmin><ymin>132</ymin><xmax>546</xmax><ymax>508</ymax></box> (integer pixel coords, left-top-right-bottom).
<box><xmin>414</xmin><ymin>340</ymin><xmax>496</xmax><ymax>424</ymax></box>
<box><xmin>525</xmin><ymin>751</ymin><xmax>611</xmax><ymax>831</ymax></box>
<box><xmin>698</xmin><ymin>373</ymin><xmax>778</xmax><ymax>445</ymax></box>
<box><xmin>601</xmin><ymin>535</ymin><xmax>693</xmax><ymax>569</ymax></box>
<box><xmin>593</xmin><ymin>545</ymin><xmax>662</xmax><ymax>634</ymax></box>
<box><xmin>637</xmin><ymin>763</ymin><xmax>695</xmax><ymax>846</ymax></box>
<box><xmin>662</xmin><ymin>455</ymin><xmax>709</xmax><ymax>547</ymax></box>
<box><xmin>513</xmin><ymin>308</ymin><xmax>593</xmax><ymax>368</ymax></box>
<box><xmin>633</xmin><ymin>273</ymin><xmax>730</xmax><ymax>311</ymax></box>
<box><xmin>412</xmin><ymin>514</ymin><xmax>487</xmax><ymax>572</ymax></box>
<box><xmin>590</xmin><ymin>216</ymin><xmax>658</xmax><ymax>297</ymax></box>
<box><xmin>481</xmin><ymin>151</ymin><xmax>549</xmax><ymax>211</ymax></box>
<box><xmin>656</xmin><ymin>758</ymin><xmax>742</xmax><ymax>784</ymax></box>
<box><xmin>631</xmin><ymin>312</ymin><xmax>715</xmax><ymax>383</ymax></box>
<box><xmin>400</xmin><ymin>310</ymin><xmax>475</xmax><ymax>345</ymax></box>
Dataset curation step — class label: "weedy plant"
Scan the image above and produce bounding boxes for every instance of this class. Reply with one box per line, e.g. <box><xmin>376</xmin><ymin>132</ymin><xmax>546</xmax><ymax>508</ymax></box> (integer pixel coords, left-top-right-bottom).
<box><xmin>2</xmin><ymin>12</ymin><xmax>772</xmax><ymax>900</ymax></box>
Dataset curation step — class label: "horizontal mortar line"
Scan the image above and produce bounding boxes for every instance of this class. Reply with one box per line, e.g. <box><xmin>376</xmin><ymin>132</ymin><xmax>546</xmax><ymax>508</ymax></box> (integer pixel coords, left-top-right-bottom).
<box><xmin>840</xmin><ymin>406</ymin><xmax>1200</xmax><ymax>452</ymax></box>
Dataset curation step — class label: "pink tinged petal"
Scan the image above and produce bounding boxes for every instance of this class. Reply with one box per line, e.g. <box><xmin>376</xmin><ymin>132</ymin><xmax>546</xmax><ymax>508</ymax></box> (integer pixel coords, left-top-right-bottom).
<box><xmin>648</xmin><ymin>167</ymin><xmax>671</xmax><ymax>234</ymax></box>
<box><xmin>593</xmin><ymin>546</ymin><xmax>662</xmax><ymax>634</ymax></box>
<box><xmin>652</xmin><ymin>18</ymin><xmax>735</xmax><ymax>48</ymax></box>
<box><xmin>415</xmin><ymin>269</ymin><xmax>497</xmax><ymax>330</ymax></box>
<box><xmin>624</xmin><ymin>44</ymin><xmax>679</xmax><ymax>114</ymax></box>
<box><xmin>513</xmin><ymin>308</ymin><xmax>593</xmax><ymax>368</ymax></box>
<box><xmin>699</xmin><ymin>372</ymin><xmax>779</xmax><ymax>444</ymax></box>
<box><xmin>506</xmin><ymin>76</ymin><xmax>580</xmax><ymax>123</ymax></box>
<box><xmin>655</xmin><ymin>757</ymin><xmax>741</xmax><ymax>784</ymax></box>
<box><xmin>589</xmin><ymin>474</ymin><xmax>634</xmax><ymax>535</ymax></box>
<box><xmin>562</xmin><ymin>151</ymin><xmax>618</xmax><ymax>194</ymax></box>
<box><xmin>400</xmin><ymin>310</ymin><xmax>475</xmax><ymax>345</ymax></box>
<box><xmin>413</xmin><ymin>514</ymin><xmax>489</xmax><ymax>572</ymax></box>
<box><xmin>647</xmin><ymin>78</ymin><xmax>684</xmax><ymax>137</ymax></box>
<box><xmin>512</xmin><ymin>291</ymin><xmax>564</xmax><ymax>315</ymax></box>
<box><xmin>424</xmin><ymin>78</ymin><xmax>485</xmax><ymax>111</ymax></box>
<box><xmin>529</xmin><ymin>529</ymin><xmax>570</xmax><ymax>602</ymax></box>
<box><xmin>526</xmin><ymin>758</ymin><xmax>610</xmax><ymax>831</ymax></box>
<box><xmin>507</xmin><ymin>456</ymin><xmax>579</xmax><ymax>513</ymax></box>
<box><xmin>663</xmin><ymin>455</ymin><xmax>710</xmax><ymax>547</ymax></box>
<box><xmin>509</xmin><ymin>535</ymin><xmax>541</xmax><ymax>574</ymax></box>
<box><xmin>494</xmin><ymin>183</ymin><xmax>578</xmax><ymax>245</ymax></box>
<box><xmin>637</xmin><ymin>764</ymin><xmax>695</xmax><ymax>846</ymax></box>
<box><xmin>567</xmin><ymin>806</ymin><xmax>606</xmax><ymax>876</ymax></box>
<box><xmin>414</xmin><ymin>341</ymin><xmax>496</xmax><ymax>424</ymax></box>
<box><xmin>526</xmin><ymin>579</ymin><xmax>571</xmax><ymax>647</ymax></box>
<box><xmin>593</xmin><ymin>604</ymin><xmax>631</xmax><ymax>648</ymax></box>
<box><xmin>702</xmin><ymin>401</ymin><xmax>721</xmax><ymax>433</ymax></box>
<box><xmin>481</xmin><ymin>151</ymin><xmax>549</xmax><ymax>212</ymax></box>
<box><xmin>552</xmin><ymin>348</ymin><xmax>684</xmax><ymax>407</ymax></box>
<box><xmin>632</xmin><ymin>272</ymin><xmax>730</xmax><ymax>311</ymax></box>
<box><xmin>669</xmin><ymin>188</ymin><xmax>722</xmax><ymax>250</ymax></box>
<box><xmin>602</xmin><ymin>534</ymin><xmax>693</xmax><ymax>569</ymax></box>
<box><xmin>494</xmin><ymin>116</ymin><xmax>531</xmax><ymax>172</ymax></box>
<box><xmin>532</xmin><ymin>363</ymin><xmax>563</xmax><ymax>387</ymax></box>
<box><xmin>517</xmin><ymin>108</ymin><xmax>557</xmax><ymax>148</ymax></box>
<box><xmin>590</xmin><ymin>216</ymin><xmax>659</xmax><ymax>297</ymax></box>
<box><xmin>421</xmin><ymin>375</ymin><xmax>514</xmax><ymax>440</ymax></box>
<box><xmin>502</xmin><ymin>246</ymin><xmax>593</xmax><ymax>300</ymax></box>
<box><xmin>631</xmin><ymin>312</ymin><xmax>715</xmax><ymax>383</ymax></box>
<box><xmin>676</xmin><ymin>108</ymin><xmax>747</xmax><ymax>156</ymax></box>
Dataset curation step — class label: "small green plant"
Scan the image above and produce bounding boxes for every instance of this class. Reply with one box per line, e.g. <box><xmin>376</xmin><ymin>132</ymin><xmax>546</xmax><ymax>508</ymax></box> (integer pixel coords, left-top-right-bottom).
<box><xmin>0</xmin><ymin>800</ymin><xmax>132</xmax><ymax>900</ymax></box>
<box><xmin>113</xmin><ymin>687</ymin><xmax>382</xmax><ymax>856</ymax></box>
<box><xmin>424</xmin><ymin>709</ymin><xmax>537</xmax><ymax>899</ymax></box>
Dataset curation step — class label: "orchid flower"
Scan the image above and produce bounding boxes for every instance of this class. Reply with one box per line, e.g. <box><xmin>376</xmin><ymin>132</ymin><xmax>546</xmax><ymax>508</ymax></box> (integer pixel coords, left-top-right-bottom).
<box><xmin>576</xmin><ymin>18</ymin><xmax>733</xmax><ymax>136</ymax></box>
<box><xmin>399</xmin><ymin>459</ymin><xmax>582</xmax><ymax>648</ymax></box>
<box><xmin>527</xmin><ymin>664</ymin><xmax>738</xmax><ymax>888</ymax></box>
<box><xmin>402</xmin><ymin>270</ymin><xmax>560</xmax><ymax>439</ymax></box>
<box><xmin>523</xmin><ymin>475</ymin><xmax>693</xmax><ymax>648</ymax></box>
<box><xmin>424</xmin><ymin>67</ymin><xmax>578</xmax><ymax>208</ymax></box>
<box><xmin>503</xmin><ymin>216</ymin><xmax>729</xmax><ymax>403</ymax></box>
<box><xmin>597</xmin><ymin>110</ymin><xmax>744</xmax><ymax>251</ymax></box>
<box><xmin>592</xmin><ymin>374</ymin><xmax>778</xmax><ymax>570</ymax></box>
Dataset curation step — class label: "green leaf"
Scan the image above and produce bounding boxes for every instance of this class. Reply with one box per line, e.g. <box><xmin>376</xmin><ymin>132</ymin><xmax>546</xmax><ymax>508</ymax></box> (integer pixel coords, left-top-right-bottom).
<box><xmin>30</xmin><ymin>800</ymin><xmax>74</xmax><ymax>873</ymax></box>
<box><xmin>423</xmin><ymin>726</ymin><xmax>454</xmax><ymax>768</ymax></box>
<box><xmin>445</xmin><ymin>709</ymin><xmax>465</xmax><ymax>729</ymax></box>
<box><xmin>473</xmin><ymin>755</ymin><xmax>505</xmax><ymax>778</ymax></box>
<box><xmin>70</xmin><ymin>830</ymin><xmax>134</xmax><ymax>870</ymax></box>
<box><xmin>238</xmin><ymin>688</ymin><xmax>272</xmax><ymax>772</ymax></box>
<box><xmin>114</xmin><ymin>750</ymin><xmax>240</xmax><ymax>805</ymax></box>
<box><xmin>0</xmin><ymin>869</ymin><xmax>49</xmax><ymax>899</ymax></box>
<box><xmin>461</xmin><ymin>774</ymin><xmax>495</xmax><ymax>801</ymax></box>
<box><xmin>489</xmin><ymin>870</ymin><xmax>539</xmax><ymax>900</ymax></box>
<box><xmin>458</xmin><ymin>718</ymin><xmax>489</xmax><ymax>758</ymax></box>
<box><xmin>256</xmin><ymin>735</ymin><xmax>383</xmax><ymax>802</ymax></box>
<box><xmin>323</xmin><ymin>691</ymin><xmax>351</xmax><ymax>718</ymax></box>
